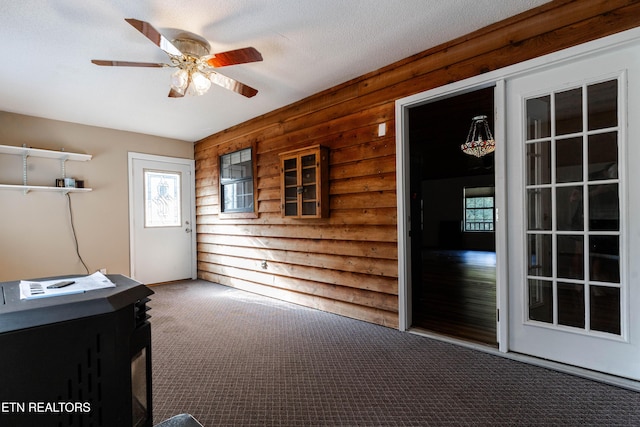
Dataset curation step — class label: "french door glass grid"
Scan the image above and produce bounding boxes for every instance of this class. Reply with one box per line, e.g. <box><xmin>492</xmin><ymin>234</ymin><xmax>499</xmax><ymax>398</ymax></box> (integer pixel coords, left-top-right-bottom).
<box><xmin>524</xmin><ymin>76</ymin><xmax>623</xmax><ymax>337</ymax></box>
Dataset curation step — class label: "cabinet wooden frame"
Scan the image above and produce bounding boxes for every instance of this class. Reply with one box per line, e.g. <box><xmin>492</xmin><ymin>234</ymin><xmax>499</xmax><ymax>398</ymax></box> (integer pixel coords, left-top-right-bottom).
<box><xmin>279</xmin><ymin>145</ymin><xmax>329</xmax><ymax>218</ymax></box>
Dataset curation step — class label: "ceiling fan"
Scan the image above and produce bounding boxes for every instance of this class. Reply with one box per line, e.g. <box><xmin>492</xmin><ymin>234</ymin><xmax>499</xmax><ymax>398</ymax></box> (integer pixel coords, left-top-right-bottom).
<box><xmin>92</xmin><ymin>18</ymin><xmax>262</xmax><ymax>98</ymax></box>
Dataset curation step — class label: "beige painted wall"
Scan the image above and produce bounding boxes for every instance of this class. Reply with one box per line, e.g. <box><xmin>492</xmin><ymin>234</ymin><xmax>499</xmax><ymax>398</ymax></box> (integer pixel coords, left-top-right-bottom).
<box><xmin>0</xmin><ymin>112</ymin><xmax>194</xmax><ymax>282</ymax></box>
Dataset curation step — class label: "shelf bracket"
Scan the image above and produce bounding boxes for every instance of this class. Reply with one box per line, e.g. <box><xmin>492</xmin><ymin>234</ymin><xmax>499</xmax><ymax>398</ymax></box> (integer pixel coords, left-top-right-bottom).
<box><xmin>22</xmin><ymin>153</ymin><xmax>28</xmax><ymax>186</ymax></box>
<box><xmin>60</xmin><ymin>158</ymin><xmax>67</xmax><ymax>179</ymax></box>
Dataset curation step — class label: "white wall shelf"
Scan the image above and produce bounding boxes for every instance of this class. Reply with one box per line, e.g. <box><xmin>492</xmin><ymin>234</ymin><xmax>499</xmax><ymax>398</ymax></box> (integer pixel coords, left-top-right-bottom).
<box><xmin>0</xmin><ymin>144</ymin><xmax>92</xmax><ymax>162</ymax></box>
<box><xmin>0</xmin><ymin>184</ymin><xmax>92</xmax><ymax>194</ymax></box>
<box><xmin>0</xmin><ymin>144</ymin><xmax>93</xmax><ymax>194</ymax></box>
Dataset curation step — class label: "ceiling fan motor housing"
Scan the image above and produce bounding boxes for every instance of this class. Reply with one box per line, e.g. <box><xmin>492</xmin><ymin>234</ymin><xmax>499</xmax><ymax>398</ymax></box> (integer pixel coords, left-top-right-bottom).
<box><xmin>172</xmin><ymin>31</ymin><xmax>211</xmax><ymax>57</ymax></box>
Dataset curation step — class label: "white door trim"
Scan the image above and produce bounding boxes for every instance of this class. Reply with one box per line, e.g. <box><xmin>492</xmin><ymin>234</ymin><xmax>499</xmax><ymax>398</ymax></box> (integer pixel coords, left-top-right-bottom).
<box><xmin>395</xmin><ymin>26</ymin><xmax>640</xmax><ymax>385</ymax></box>
<box><xmin>128</xmin><ymin>152</ymin><xmax>196</xmax><ymax>281</ymax></box>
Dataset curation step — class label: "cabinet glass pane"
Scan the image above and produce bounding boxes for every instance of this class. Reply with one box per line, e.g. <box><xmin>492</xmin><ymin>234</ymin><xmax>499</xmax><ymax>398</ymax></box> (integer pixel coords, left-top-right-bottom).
<box><xmin>284</xmin><ymin>158</ymin><xmax>297</xmax><ymax>170</ymax></box>
<box><xmin>590</xmin><ymin>286</ymin><xmax>620</xmax><ymax>334</ymax></box>
<box><xmin>588</xmin><ymin>80</ymin><xmax>617</xmax><ymax>130</ymax></box>
<box><xmin>285</xmin><ymin>202</ymin><xmax>297</xmax><ymax>216</ymax></box>
<box><xmin>302</xmin><ymin>154</ymin><xmax>316</xmax><ymax>167</ymax></box>
<box><xmin>302</xmin><ymin>184</ymin><xmax>316</xmax><ymax>202</ymax></box>
<box><xmin>527</xmin><ymin>141</ymin><xmax>551</xmax><ymax>185</ymax></box>
<box><xmin>555</xmin><ymin>88</ymin><xmax>582</xmax><ymax>135</ymax></box>
<box><xmin>556</xmin><ymin>186</ymin><xmax>583</xmax><ymax>231</ymax></box>
<box><xmin>302</xmin><ymin>167</ymin><xmax>316</xmax><ymax>185</ymax></box>
<box><xmin>284</xmin><ymin>170</ymin><xmax>297</xmax><ymax>186</ymax></box>
<box><xmin>529</xmin><ymin>279</ymin><xmax>552</xmax><ymax>323</ymax></box>
<box><xmin>557</xmin><ymin>235</ymin><xmax>583</xmax><ymax>280</ymax></box>
<box><xmin>589</xmin><ymin>235</ymin><xmax>620</xmax><ymax>283</ymax></box>
<box><xmin>588</xmin><ymin>183</ymin><xmax>619</xmax><ymax>231</ymax></box>
<box><xmin>302</xmin><ymin>202</ymin><xmax>316</xmax><ymax>216</ymax></box>
<box><xmin>528</xmin><ymin>234</ymin><xmax>552</xmax><ymax>277</ymax></box>
<box><xmin>526</xmin><ymin>96</ymin><xmax>551</xmax><ymax>140</ymax></box>
<box><xmin>556</xmin><ymin>137</ymin><xmax>583</xmax><ymax>183</ymax></box>
<box><xmin>588</xmin><ymin>132</ymin><xmax>618</xmax><ymax>180</ymax></box>
<box><xmin>558</xmin><ymin>283</ymin><xmax>585</xmax><ymax>328</ymax></box>
<box><xmin>527</xmin><ymin>189</ymin><xmax>551</xmax><ymax>230</ymax></box>
<box><xmin>284</xmin><ymin>186</ymin><xmax>297</xmax><ymax>202</ymax></box>
<box><xmin>144</xmin><ymin>170</ymin><xmax>181</xmax><ymax>227</ymax></box>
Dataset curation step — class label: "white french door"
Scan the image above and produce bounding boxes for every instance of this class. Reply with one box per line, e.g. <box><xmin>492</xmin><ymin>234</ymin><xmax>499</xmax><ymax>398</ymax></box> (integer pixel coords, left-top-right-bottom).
<box><xmin>506</xmin><ymin>40</ymin><xmax>640</xmax><ymax>380</ymax></box>
<box><xmin>129</xmin><ymin>153</ymin><xmax>196</xmax><ymax>284</ymax></box>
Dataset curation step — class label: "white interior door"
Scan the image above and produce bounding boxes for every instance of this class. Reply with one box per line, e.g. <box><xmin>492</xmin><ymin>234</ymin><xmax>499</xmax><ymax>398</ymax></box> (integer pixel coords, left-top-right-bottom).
<box><xmin>506</xmin><ymin>40</ymin><xmax>640</xmax><ymax>380</ymax></box>
<box><xmin>129</xmin><ymin>153</ymin><xmax>195</xmax><ymax>284</ymax></box>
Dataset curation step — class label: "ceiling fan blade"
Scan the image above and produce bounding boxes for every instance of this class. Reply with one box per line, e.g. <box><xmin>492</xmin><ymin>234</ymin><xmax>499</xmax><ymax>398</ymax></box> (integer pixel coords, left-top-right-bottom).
<box><xmin>92</xmin><ymin>59</ymin><xmax>166</xmax><ymax>67</ymax></box>
<box><xmin>125</xmin><ymin>18</ymin><xmax>183</xmax><ymax>57</ymax></box>
<box><xmin>168</xmin><ymin>88</ymin><xmax>185</xmax><ymax>98</ymax></box>
<box><xmin>209</xmin><ymin>72</ymin><xmax>258</xmax><ymax>98</ymax></box>
<box><xmin>204</xmin><ymin>47</ymin><xmax>263</xmax><ymax>68</ymax></box>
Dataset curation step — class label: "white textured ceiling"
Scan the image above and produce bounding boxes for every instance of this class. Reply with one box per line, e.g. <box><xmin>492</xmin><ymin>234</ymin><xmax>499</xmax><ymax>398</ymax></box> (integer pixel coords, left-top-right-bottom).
<box><xmin>0</xmin><ymin>0</ymin><xmax>550</xmax><ymax>142</ymax></box>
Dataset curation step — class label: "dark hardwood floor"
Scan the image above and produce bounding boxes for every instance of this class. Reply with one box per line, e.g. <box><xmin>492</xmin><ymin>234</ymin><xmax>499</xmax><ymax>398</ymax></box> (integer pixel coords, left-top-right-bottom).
<box><xmin>413</xmin><ymin>250</ymin><xmax>497</xmax><ymax>345</ymax></box>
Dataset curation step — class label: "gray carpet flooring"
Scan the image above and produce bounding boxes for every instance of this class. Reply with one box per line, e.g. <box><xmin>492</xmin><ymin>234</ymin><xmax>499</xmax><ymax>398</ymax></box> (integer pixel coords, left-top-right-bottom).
<box><xmin>150</xmin><ymin>280</ymin><xmax>640</xmax><ymax>426</ymax></box>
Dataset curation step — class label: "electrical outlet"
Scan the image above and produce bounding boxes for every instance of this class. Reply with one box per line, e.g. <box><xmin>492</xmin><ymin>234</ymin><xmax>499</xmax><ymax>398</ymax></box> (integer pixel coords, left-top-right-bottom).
<box><xmin>99</xmin><ymin>268</ymin><xmax>107</xmax><ymax>274</ymax></box>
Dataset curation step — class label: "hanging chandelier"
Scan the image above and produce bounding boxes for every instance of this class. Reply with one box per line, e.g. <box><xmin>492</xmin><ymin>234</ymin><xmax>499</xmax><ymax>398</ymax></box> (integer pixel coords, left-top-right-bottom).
<box><xmin>461</xmin><ymin>115</ymin><xmax>495</xmax><ymax>157</ymax></box>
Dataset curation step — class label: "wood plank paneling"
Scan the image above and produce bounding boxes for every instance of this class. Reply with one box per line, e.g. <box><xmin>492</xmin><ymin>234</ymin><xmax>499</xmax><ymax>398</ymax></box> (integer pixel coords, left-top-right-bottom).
<box><xmin>195</xmin><ymin>1</ymin><xmax>640</xmax><ymax>327</ymax></box>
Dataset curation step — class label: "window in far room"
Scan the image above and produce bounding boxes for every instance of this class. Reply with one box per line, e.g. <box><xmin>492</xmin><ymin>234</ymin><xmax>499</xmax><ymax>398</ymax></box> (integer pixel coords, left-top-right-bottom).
<box><xmin>464</xmin><ymin>187</ymin><xmax>495</xmax><ymax>232</ymax></box>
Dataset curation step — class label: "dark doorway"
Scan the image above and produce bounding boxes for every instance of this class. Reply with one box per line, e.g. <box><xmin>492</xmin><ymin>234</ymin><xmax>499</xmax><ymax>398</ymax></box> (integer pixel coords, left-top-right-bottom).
<box><xmin>409</xmin><ymin>86</ymin><xmax>497</xmax><ymax>345</ymax></box>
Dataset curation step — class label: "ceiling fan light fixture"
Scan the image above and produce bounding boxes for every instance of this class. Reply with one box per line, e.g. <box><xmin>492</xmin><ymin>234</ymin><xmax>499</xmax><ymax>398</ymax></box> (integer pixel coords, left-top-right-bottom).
<box><xmin>92</xmin><ymin>19</ymin><xmax>262</xmax><ymax>98</ymax></box>
<box><xmin>189</xmin><ymin>71</ymin><xmax>212</xmax><ymax>95</ymax></box>
<box><xmin>170</xmin><ymin>69</ymin><xmax>189</xmax><ymax>94</ymax></box>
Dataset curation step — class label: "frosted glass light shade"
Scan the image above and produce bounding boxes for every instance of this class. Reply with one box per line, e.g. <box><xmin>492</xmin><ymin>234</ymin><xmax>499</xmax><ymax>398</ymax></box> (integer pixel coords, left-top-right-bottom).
<box><xmin>170</xmin><ymin>69</ymin><xmax>189</xmax><ymax>94</ymax></box>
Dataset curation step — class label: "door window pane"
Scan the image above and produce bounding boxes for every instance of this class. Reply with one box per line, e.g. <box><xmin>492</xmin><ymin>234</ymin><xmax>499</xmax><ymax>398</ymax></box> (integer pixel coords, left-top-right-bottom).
<box><xmin>590</xmin><ymin>286</ymin><xmax>621</xmax><ymax>334</ymax></box>
<box><xmin>556</xmin><ymin>88</ymin><xmax>582</xmax><ymax>135</ymax></box>
<box><xmin>558</xmin><ymin>283</ymin><xmax>585</xmax><ymax>328</ymax></box>
<box><xmin>588</xmin><ymin>80</ymin><xmax>617</xmax><ymax>130</ymax></box>
<box><xmin>529</xmin><ymin>279</ymin><xmax>552</xmax><ymax>323</ymax></box>
<box><xmin>556</xmin><ymin>186</ymin><xmax>583</xmax><ymax>231</ymax></box>
<box><xmin>588</xmin><ymin>184</ymin><xmax>619</xmax><ymax>231</ymax></box>
<box><xmin>526</xmin><ymin>96</ymin><xmax>550</xmax><ymax>139</ymax></box>
<box><xmin>528</xmin><ymin>234</ymin><xmax>552</xmax><ymax>277</ymax></box>
<box><xmin>527</xmin><ymin>141</ymin><xmax>551</xmax><ymax>185</ymax></box>
<box><xmin>144</xmin><ymin>170</ymin><xmax>181</xmax><ymax>227</ymax></box>
<box><xmin>588</xmin><ymin>133</ymin><xmax>618</xmax><ymax>180</ymax></box>
<box><xmin>589</xmin><ymin>235</ymin><xmax>620</xmax><ymax>283</ymax></box>
<box><xmin>527</xmin><ymin>189</ymin><xmax>551</xmax><ymax>230</ymax></box>
<box><xmin>556</xmin><ymin>137</ymin><xmax>583</xmax><ymax>183</ymax></box>
<box><xmin>557</xmin><ymin>235</ymin><xmax>583</xmax><ymax>280</ymax></box>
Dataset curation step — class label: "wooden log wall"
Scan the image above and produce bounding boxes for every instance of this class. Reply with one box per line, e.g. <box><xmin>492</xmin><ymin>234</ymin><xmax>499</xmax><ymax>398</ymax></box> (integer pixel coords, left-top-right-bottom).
<box><xmin>195</xmin><ymin>0</ymin><xmax>640</xmax><ymax>328</ymax></box>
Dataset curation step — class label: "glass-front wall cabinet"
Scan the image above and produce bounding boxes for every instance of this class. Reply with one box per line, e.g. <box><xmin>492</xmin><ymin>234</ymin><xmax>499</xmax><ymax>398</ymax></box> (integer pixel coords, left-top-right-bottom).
<box><xmin>279</xmin><ymin>145</ymin><xmax>329</xmax><ymax>218</ymax></box>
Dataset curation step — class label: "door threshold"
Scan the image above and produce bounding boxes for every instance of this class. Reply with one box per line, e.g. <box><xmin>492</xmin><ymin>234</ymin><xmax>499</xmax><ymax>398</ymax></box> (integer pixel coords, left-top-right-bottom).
<box><xmin>409</xmin><ymin>327</ymin><xmax>498</xmax><ymax>352</ymax></box>
<box><xmin>408</xmin><ymin>327</ymin><xmax>640</xmax><ymax>392</ymax></box>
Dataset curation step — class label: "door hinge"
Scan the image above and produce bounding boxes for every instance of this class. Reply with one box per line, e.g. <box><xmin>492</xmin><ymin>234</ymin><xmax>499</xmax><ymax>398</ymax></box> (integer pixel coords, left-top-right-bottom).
<box><xmin>496</xmin><ymin>308</ymin><xmax>500</xmax><ymax>322</ymax></box>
